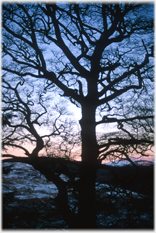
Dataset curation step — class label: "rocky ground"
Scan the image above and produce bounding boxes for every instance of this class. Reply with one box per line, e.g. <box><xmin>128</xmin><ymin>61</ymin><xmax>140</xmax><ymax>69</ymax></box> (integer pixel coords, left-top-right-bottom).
<box><xmin>3</xmin><ymin>197</ymin><xmax>68</xmax><ymax>229</ymax></box>
<box><xmin>2</xmin><ymin>189</ymin><xmax>153</xmax><ymax>229</ymax></box>
<box><xmin>2</xmin><ymin>158</ymin><xmax>154</xmax><ymax>229</ymax></box>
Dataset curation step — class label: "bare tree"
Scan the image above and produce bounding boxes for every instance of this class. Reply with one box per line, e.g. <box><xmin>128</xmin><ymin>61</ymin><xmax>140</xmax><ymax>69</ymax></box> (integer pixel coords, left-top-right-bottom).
<box><xmin>2</xmin><ymin>3</ymin><xmax>154</xmax><ymax>228</ymax></box>
<box><xmin>2</xmin><ymin>74</ymin><xmax>82</xmax><ymax>227</ymax></box>
<box><xmin>2</xmin><ymin>75</ymin><xmax>79</xmax><ymax>159</ymax></box>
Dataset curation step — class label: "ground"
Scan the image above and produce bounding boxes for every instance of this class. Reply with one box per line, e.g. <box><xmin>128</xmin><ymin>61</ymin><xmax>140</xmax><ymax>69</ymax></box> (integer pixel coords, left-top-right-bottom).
<box><xmin>2</xmin><ymin>159</ymin><xmax>154</xmax><ymax>229</ymax></box>
<box><xmin>2</xmin><ymin>186</ymin><xmax>153</xmax><ymax>229</ymax></box>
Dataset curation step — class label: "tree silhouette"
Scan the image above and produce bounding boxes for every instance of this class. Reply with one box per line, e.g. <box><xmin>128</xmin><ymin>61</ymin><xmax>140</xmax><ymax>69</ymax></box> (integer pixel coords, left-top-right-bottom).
<box><xmin>2</xmin><ymin>3</ymin><xmax>154</xmax><ymax>228</ymax></box>
<box><xmin>2</xmin><ymin>75</ymin><xmax>79</xmax><ymax>159</ymax></box>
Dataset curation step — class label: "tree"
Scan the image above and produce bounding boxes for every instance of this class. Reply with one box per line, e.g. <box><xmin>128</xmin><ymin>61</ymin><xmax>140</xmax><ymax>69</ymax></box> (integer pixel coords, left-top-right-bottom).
<box><xmin>2</xmin><ymin>74</ymin><xmax>83</xmax><ymax>227</ymax></box>
<box><xmin>2</xmin><ymin>74</ymin><xmax>79</xmax><ymax>159</ymax></box>
<box><xmin>2</xmin><ymin>3</ymin><xmax>154</xmax><ymax>228</ymax></box>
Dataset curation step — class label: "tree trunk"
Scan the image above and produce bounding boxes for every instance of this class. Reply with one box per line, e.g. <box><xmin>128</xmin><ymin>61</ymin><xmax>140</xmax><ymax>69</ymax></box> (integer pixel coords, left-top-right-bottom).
<box><xmin>77</xmin><ymin>101</ymin><xmax>98</xmax><ymax>228</ymax></box>
<box><xmin>31</xmin><ymin>159</ymin><xmax>76</xmax><ymax>228</ymax></box>
<box><xmin>31</xmin><ymin>136</ymin><xmax>44</xmax><ymax>158</ymax></box>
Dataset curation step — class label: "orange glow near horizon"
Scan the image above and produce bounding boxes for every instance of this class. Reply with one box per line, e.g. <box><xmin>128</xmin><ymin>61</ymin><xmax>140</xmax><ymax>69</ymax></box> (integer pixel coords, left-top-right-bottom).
<box><xmin>2</xmin><ymin>144</ymin><xmax>154</xmax><ymax>164</ymax></box>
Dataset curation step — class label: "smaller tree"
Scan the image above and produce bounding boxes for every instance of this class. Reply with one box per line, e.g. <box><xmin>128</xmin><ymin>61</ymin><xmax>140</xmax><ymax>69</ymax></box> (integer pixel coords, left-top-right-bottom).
<box><xmin>2</xmin><ymin>75</ymin><xmax>80</xmax><ymax>160</ymax></box>
<box><xmin>2</xmin><ymin>75</ymin><xmax>83</xmax><ymax>227</ymax></box>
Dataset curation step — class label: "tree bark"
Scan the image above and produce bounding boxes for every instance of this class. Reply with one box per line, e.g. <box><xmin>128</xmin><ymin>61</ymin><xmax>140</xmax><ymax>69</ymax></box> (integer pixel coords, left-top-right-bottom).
<box><xmin>77</xmin><ymin>101</ymin><xmax>98</xmax><ymax>228</ymax></box>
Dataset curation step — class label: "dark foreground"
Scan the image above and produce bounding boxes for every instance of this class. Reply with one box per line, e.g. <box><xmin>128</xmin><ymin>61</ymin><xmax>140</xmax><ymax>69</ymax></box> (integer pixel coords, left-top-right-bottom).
<box><xmin>2</xmin><ymin>160</ymin><xmax>154</xmax><ymax>229</ymax></box>
<box><xmin>3</xmin><ymin>190</ymin><xmax>153</xmax><ymax>229</ymax></box>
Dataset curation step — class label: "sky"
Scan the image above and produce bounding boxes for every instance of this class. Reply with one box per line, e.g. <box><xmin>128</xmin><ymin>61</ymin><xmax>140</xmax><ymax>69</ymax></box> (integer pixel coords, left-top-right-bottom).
<box><xmin>2</xmin><ymin>2</ymin><xmax>154</xmax><ymax>162</ymax></box>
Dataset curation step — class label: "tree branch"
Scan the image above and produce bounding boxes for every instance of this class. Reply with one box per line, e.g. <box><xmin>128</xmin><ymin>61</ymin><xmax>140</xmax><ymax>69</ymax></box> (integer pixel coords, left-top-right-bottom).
<box><xmin>96</xmin><ymin>115</ymin><xmax>154</xmax><ymax>125</ymax></box>
<box><xmin>46</xmin><ymin>5</ymin><xmax>90</xmax><ymax>79</ymax></box>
